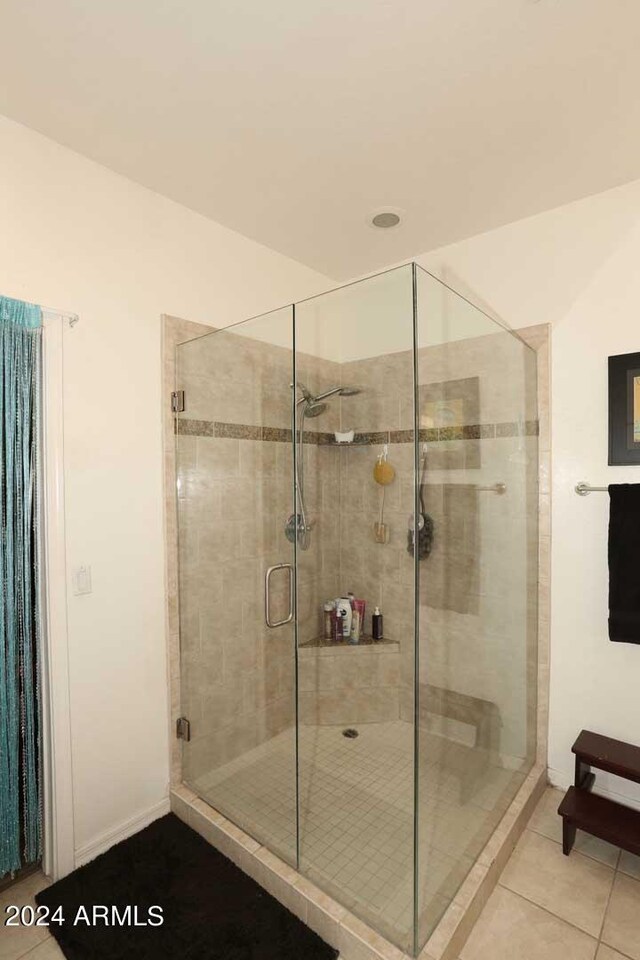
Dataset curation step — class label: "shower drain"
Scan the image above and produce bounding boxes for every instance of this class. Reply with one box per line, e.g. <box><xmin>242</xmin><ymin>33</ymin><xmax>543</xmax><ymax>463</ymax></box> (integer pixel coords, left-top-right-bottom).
<box><xmin>342</xmin><ymin>728</ymin><xmax>359</xmax><ymax>739</ymax></box>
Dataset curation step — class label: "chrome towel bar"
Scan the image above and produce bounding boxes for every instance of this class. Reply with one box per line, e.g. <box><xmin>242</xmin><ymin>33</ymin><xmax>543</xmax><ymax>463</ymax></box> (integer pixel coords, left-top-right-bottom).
<box><xmin>575</xmin><ymin>482</ymin><xmax>608</xmax><ymax>496</ymax></box>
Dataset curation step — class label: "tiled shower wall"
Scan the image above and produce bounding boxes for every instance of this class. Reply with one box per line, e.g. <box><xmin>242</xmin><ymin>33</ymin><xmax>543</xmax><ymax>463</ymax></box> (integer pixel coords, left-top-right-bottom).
<box><xmin>175</xmin><ymin>327</ymin><xmax>343</xmax><ymax>780</ymax></box>
<box><xmin>334</xmin><ymin>351</ymin><xmax>416</xmax><ymax>723</ymax></box>
<box><xmin>419</xmin><ymin>330</ymin><xmax>539</xmax><ymax>769</ymax></box>
<box><xmin>317</xmin><ymin>328</ymin><xmax>540</xmax><ymax>767</ymax></box>
<box><xmin>172</xmin><ymin>319</ymin><xmax>542</xmax><ymax>773</ymax></box>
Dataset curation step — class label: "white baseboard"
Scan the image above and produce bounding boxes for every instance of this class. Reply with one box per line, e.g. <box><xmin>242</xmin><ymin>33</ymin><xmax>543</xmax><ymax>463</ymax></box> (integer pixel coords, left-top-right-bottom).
<box><xmin>74</xmin><ymin>798</ymin><xmax>171</xmax><ymax>868</ymax></box>
<box><xmin>548</xmin><ymin>765</ymin><xmax>640</xmax><ymax>813</ymax></box>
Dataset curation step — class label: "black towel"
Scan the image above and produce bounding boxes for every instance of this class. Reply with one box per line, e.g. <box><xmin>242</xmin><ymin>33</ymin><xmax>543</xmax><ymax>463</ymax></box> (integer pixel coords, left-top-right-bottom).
<box><xmin>608</xmin><ymin>484</ymin><xmax>640</xmax><ymax>644</ymax></box>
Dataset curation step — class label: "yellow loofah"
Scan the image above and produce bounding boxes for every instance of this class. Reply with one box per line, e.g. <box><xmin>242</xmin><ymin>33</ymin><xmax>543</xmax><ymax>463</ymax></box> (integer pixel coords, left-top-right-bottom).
<box><xmin>373</xmin><ymin>458</ymin><xmax>395</xmax><ymax>485</ymax></box>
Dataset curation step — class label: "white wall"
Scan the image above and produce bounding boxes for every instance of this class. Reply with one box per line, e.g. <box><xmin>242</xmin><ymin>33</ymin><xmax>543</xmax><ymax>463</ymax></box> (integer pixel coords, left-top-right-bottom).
<box><xmin>548</xmin><ymin>220</ymin><xmax>640</xmax><ymax>807</ymax></box>
<box><xmin>414</xmin><ymin>178</ymin><xmax>640</xmax><ymax>808</ymax></box>
<box><xmin>0</xmin><ymin>114</ymin><xmax>333</xmax><ymax>857</ymax></box>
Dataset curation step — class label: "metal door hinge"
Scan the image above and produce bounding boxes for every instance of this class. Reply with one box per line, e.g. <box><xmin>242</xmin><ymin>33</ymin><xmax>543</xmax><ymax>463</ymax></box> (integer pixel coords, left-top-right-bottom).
<box><xmin>171</xmin><ymin>390</ymin><xmax>185</xmax><ymax>413</ymax></box>
<box><xmin>176</xmin><ymin>717</ymin><xmax>191</xmax><ymax>741</ymax></box>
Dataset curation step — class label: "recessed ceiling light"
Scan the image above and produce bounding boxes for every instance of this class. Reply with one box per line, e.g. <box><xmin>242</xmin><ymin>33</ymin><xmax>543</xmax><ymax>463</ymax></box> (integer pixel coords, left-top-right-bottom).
<box><xmin>371</xmin><ymin>211</ymin><xmax>401</xmax><ymax>228</ymax></box>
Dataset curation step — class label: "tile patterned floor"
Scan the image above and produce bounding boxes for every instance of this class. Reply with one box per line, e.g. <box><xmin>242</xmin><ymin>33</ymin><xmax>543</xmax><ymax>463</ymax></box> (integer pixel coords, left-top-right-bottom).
<box><xmin>0</xmin><ymin>871</ymin><xmax>64</xmax><ymax>960</ymax></box>
<box><xmin>459</xmin><ymin>786</ymin><xmax>640</xmax><ymax>960</ymax></box>
<box><xmin>192</xmin><ymin>719</ymin><xmax>525</xmax><ymax>950</ymax></box>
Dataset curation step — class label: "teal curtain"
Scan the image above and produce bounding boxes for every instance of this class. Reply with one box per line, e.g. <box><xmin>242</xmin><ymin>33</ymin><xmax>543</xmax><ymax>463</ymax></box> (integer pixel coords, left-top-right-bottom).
<box><xmin>0</xmin><ymin>295</ymin><xmax>43</xmax><ymax>877</ymax></box>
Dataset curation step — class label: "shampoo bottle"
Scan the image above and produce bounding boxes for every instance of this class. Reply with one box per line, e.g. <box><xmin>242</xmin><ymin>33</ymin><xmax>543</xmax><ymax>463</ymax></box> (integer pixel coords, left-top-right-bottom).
<box><xmin>350</xmin><ymin>598</ymin><xmax>365</xmax><ymax>643</ymax></box>
<box><xmin>372</xmin><ymin>606</ymin><xmax>383</xmax><ymax>641</ymax></box>
<box><xmin>349</xmin><ymin>607</ymin><xmax>360</xmax><ymax>644</ymax></box>
<box><xmin>336</xmin><ymin>599</ymin><xmax>353</xmax><ymax>640</ymax></box>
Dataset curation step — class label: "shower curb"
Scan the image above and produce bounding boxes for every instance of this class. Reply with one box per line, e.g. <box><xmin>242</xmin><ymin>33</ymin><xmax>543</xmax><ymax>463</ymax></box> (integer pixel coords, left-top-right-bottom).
<box><xmin>170</xmin><ymin>764</ymin><xmax>546</xmax><ymax>960</ymax></box>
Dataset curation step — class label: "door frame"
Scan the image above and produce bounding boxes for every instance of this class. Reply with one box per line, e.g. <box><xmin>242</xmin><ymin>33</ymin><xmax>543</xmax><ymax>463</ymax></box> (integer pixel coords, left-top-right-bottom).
<box><xmin>40</xmin><ymin>311</ymin><xmax>75</xmax><ymax>879</ymax></box>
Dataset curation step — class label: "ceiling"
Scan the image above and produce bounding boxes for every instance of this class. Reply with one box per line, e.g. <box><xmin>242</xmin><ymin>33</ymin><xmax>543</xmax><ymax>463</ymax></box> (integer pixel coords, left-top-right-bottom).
<box><xmin>1</xmin><ymin>0</ymin><xmax>640</xmax><ymax>279</ymax></box>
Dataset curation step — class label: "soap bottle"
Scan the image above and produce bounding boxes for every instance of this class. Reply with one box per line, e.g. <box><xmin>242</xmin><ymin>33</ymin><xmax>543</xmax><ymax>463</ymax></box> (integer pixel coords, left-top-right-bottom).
<box><xmin>372</xmin><ymin>607</ymin><xmax>383</xmax><ymax>641</ymax></box>
<box><xmin>349</xmin><ymin>606</ymin><xmax>360</xmax><ymax>644</ymax></box>
<box><xmin>336</xmin><ymin>598</ymin><xmax>353</xmax><ymax>640</ymax></box>
<box><xmin>351</xmin><ymin>598</ymin><xmax>365</xmax><ymax>643</ymax></box>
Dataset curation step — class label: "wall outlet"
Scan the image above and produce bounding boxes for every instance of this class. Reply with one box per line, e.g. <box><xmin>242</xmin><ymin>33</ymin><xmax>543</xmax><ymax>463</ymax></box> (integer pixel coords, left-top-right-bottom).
<box><xmin>73</xmin><ymin>564</ymin><xmax>92</xmax><ymax>596</ymax></box>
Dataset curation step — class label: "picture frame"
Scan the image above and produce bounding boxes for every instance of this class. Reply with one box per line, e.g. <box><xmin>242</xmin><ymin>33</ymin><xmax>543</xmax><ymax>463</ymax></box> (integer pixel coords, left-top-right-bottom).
<box><xmin>608</xmin><ymin>351</ymin><xmax>640</xmax><ymax>466</ymax></box>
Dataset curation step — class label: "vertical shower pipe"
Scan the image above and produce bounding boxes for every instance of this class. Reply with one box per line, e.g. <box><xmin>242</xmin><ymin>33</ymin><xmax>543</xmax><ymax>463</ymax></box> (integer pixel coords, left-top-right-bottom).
<box><xmin>292</xmin><ymin>302</ymin><xmax>301</xmax><ymax>871</ymax></box>
<box><xmin>411</xmin><ymin>262</ymin><xmax>421</xmax><ymax>957</ymax></box>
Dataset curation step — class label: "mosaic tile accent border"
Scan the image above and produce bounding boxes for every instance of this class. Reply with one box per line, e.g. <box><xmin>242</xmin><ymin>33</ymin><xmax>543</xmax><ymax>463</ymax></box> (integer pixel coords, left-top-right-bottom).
<box><xmin>175</xmin><ymin>418</ymin><xmax>214</xmax><ymax>437</ymax></box>
<box><xmin>176</xmin><ymin>418</ymin><xmax>539</xmax><ymax>443</ymax></box>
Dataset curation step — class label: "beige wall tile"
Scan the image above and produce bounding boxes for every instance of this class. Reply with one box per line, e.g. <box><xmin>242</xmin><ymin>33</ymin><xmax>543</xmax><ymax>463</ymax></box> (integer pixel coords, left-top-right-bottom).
<box><xmin>338</xmin><ymin>911</ymin><xmax>408</xmax><ymax>960</ymax></box>
<box><xmin>293</xmin><ymin>875</ymin><xmax>347</xmax><ymax>950</ymax></box>
<box><xmin>253</xmin><ymin>847</ymin><xmax>309</xmax><ymax>921</ymax></box>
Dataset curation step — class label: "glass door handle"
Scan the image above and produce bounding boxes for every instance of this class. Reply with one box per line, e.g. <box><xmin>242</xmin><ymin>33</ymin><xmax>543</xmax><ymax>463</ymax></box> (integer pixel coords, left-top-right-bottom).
<box><xmin>265</xmin><ymin>563</ymin><xmax>294</xmax><ymax>628</ymax></box>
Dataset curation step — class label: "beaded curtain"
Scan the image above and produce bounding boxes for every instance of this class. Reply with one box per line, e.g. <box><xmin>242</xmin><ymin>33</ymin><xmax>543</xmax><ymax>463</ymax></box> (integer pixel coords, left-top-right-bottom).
<box><xmin>0</xmin><ymin>295</ymin><xmax>42</xmax><ymax>876</ymax></box>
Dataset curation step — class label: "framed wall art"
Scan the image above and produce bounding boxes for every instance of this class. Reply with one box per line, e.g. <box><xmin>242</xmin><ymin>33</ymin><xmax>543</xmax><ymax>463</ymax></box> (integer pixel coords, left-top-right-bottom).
<box><xmin>608</xmin><ymin>351</ymin><xmax>640</xmax><ymax>466</ymax></box>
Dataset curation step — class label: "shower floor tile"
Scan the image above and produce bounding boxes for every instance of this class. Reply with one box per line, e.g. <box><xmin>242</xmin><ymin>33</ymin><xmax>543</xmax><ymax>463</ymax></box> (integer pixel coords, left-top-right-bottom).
<box><xmin>191</xmin><ymin>720</ymin><xmax>524</xmax><ymax>951</ymax></box>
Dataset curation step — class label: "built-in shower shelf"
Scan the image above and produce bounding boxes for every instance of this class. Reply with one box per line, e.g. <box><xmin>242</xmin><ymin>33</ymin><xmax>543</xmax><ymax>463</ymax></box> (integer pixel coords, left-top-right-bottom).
<box><xmin>299</xmin><ymin>635</ymin><xmax>399</xmax><ymax>651</ymax></box>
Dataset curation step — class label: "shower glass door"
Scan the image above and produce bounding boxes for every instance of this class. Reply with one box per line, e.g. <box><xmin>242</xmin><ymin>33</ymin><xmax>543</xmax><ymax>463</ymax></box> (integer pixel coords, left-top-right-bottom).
<box><xmin>415</xmin><ymin>266</ymin><xmax>539</xmax><ymax>951</ymax></box>
<box><xmin>174</xmin><ymin>264</ymin><xmax>539</xmax><ymax>958</ymax></box>
<box><xmin>293</xmin><ymin>265</ymin><xmax>418</xmax><ymax>953</ymax></box>
<box><xmin>175</xmin><ymin>306</ymin><xmax>298</xmax><ymax>865</ymax></box>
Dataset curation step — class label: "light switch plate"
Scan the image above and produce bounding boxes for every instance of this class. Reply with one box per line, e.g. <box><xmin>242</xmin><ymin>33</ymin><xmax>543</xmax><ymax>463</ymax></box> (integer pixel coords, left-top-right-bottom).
<box><xmin>73</xmin><ymin>564</ymin><xmax>92</xmax><ymax>596</ymax></box>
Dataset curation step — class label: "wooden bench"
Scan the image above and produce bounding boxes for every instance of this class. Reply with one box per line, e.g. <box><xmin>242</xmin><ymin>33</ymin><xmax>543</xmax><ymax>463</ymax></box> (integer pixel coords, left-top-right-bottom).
<box><xmin>558</xmin><ymin>729</ymin><xmax>640</xmax><ymax>856</ymax></box>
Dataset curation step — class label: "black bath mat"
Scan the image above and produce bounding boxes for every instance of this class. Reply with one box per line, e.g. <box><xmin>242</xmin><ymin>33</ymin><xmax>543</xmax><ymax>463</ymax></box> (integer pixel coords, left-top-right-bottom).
<box><xmin>36</xmin><ymin>813</ymin><xmax>338</xmax><ymax>960</ymax></box>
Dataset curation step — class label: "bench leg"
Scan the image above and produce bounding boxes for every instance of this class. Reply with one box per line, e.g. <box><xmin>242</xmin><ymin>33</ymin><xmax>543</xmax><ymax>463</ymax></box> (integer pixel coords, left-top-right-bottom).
<box><xmin>562</xmin><ymin>819</ymin><xmax>577</xmax><ymax>856</ymax></box>
<box><xmin>574</xmin><ymin>755</ymin><xmax>595</xmax><ymax>791</ymax></box>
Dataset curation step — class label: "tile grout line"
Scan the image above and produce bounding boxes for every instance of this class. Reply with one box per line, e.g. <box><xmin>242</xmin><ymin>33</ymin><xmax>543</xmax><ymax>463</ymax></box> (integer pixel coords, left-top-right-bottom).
<box><xmin>495</xmin><ymin>880</ymin><xmax>604</xmax><ymax>945</ymax></box>
<box><xmin>526</xmin><ymin>822</ymin><xmax>621</xmax><ymax>870</ymax></box>
<box><xmin>15</xmin><ymin>930</ymin><xmax>55</xmax><ymax>960</ymax></box>
<box><xmin>526</xmin><ymin>810</ymin><xmax>640</xmax><ymax>955</ymax></box>
<box><xmin>595</xmin><ymin>860</ymin><xmax>618</xmax><ymax>952</ymax></box>
<box><xmin>523</xmin><ymin>824</ymin><xmax>617</xmax><ymax>871</ymax></box>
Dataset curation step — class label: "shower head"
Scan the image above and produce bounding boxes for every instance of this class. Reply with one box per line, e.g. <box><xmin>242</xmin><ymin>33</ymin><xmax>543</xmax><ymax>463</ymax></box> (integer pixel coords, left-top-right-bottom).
<box><xmin>294</xmin><ymin>383</ymin><xmax>362</xmax><ymax>417</ymax></box>
<box><xmin>297</xmin><ymin>381</ymin><xmax>314</xmax><ymax>403</ymax></box>
<box><xmin>312</xmin><ymin>384</ymin><xmax>362</xmax><ymax>403</ymax></box>
<box><xmin>303</xmin><ymin>401</ymin><xmax>327</xmax><ymax>418</ymax></box>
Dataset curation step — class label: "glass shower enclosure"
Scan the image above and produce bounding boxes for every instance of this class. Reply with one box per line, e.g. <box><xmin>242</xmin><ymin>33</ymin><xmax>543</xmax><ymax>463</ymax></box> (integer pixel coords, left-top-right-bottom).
<box><xmin>174</xmin><ymin>263</ymin><xmax>538</xmax><ymax>955</ymax></box>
